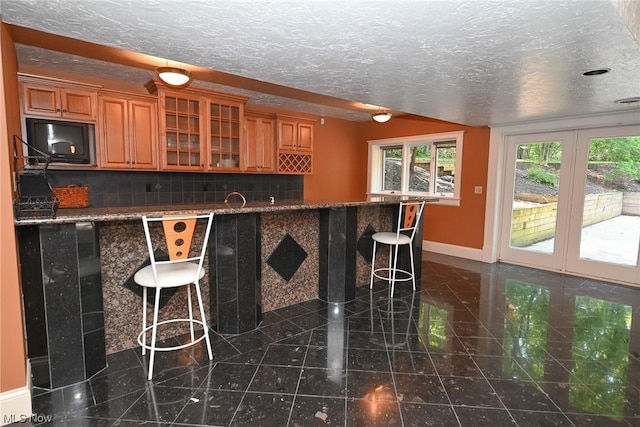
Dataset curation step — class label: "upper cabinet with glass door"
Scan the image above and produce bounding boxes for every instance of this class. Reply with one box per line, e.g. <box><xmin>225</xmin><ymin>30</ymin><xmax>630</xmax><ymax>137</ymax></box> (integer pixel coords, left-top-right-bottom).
<box><xmin>152</xmin><ymin>82</ymin><xmax>248</xmax><ymax>172</ymax></box>
<box><xmin>209</xmin><ymin>100</ymin><xmax>243</xmax><ymax>170</ymax></box>
<box><xmin>160</xmin><ymin>91</ymin><xmax>204</xmax><ymax>170</ymax></box>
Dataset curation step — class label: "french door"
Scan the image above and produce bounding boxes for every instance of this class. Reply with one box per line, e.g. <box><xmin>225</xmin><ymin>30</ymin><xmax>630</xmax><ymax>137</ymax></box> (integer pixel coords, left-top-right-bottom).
<box><xmin>499</xmin><ymin>126</ymin><xmax>640</xmax><ymax>285</ymax></box>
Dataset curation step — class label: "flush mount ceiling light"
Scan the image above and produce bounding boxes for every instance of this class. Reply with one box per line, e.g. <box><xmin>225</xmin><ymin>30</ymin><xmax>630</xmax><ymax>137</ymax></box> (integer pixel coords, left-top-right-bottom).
<box><xmin>157</xmin><ymin>67</ymin><xmax>191</xmax><ymax>87</ymax></box>
<box><xmin>615</xmin><ymin>97</ymin><xmax>640</xmax><ymax>105</ymax></box>
<box><xmin>372</xmin><ymin>111</ymin><xmax>392</xmax><ymax>123</ymax></box>
<box><xmin>582</xmin><ymin>68</ymin><xmax>611</xmax><ymax>76</ymax></box>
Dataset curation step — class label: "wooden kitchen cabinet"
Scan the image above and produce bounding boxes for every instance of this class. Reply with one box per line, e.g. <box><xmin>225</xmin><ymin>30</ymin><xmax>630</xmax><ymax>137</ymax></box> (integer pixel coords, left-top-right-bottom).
<box><xmin>277</xmin><ymin>116</ymin><xmax>314</xmax><ymax>151</ymax></box>
<box><xmin>99</xmin><ymin>94</ymin><xmax>158</xmax><ymax>170</ymax></box>
<box><xmin>277</xmin><ymin>115</ymin><xmax>315</xmax><ymax>174</ymax></box>
<box><xmin>208</xmin><ymin>99</ymin><xmax>243</xmax><ymax>171</ymax></box>
<box><xmin>21</xmin><ymin>80</ymin><xmax>98</xmax><ymax>121</ymax></box>
<box><xmin>243</xmin><ymin>112</ymin><xmax>275</xmax><ymax>172</ymax></box>
<box><xmin>159</xmin><ymin>90</ymin><xmax>205</xmax><ymax>171</ymax></box>
<box><xmin>152</xmin><ymin>83</ymin><xmax>248</xmax><ymax>172</ymax></box>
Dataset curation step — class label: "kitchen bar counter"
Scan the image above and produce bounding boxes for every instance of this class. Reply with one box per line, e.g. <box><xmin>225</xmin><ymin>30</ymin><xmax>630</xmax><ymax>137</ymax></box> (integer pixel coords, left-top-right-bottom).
<box><xmin>14</xmin><ymin>196</ymin><xmax>430</xmax><ymax>225</ymax></box>
<box><xmin>16</xmin><ymin>196</ymin><xmax>432</xmax><ymax>389</ymax></box>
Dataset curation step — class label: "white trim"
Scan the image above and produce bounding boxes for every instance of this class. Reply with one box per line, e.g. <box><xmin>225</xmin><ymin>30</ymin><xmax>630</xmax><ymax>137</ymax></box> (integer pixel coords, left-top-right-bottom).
<box><xmin>368</xmin><ymin>130</ymin><xmax>465</xmax><ymax>146</ymax></box>
<box><xmin>483</xmin><ymin>110</ymin><xmax>640</xmax><ymax>266</ymax></box>
<box><xmin>368</xmin><ymin>193</ymin><xmax>461</xmax><ymax>207</ymax></box>
<box><xmin>422</xmin><ymin>240</ymin><xmax>484</xmax><ymax>261</ymax></box>
<box><xmin>0</xmin><ymin>362</ymin><xmax>32</xmax><ymax>427</ymax></box>
<box><xmin>490</xmin><ymin>109</ymin><xmax>640</xmax><ymax>130</ymax></box>
<box><xmin>367</xmin><ymin>130</ymin><xmax>465</xmax><ymax>199</ymax></box>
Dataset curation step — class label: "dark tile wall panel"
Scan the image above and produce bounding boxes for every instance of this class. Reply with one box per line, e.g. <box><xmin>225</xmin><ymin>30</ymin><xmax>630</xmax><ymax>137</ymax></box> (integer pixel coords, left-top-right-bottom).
<box><xmin>236</xmin><ymin>214</ymin><xmax>261</xmax><ymax>332</ymax></box>
<box><xmin>212</xmin><ymin>213</ymin><xmax>260</xmax><ymax>334</ymax></box>
<box><xmin>42</xmin><ymin>170</ymin><xmax>303</xmax><ymax>208</ymax></box>
<box><xmin>40</xmin><ymin>224</ymin><xmax>86</xmax><ymax>389</ymax></box>
<box><xmin>318</xmin><ymin>207</ymin><xmax>357</xmax><ymax>303</ymax></box>
<box><xmin>17</xmin><ymin>226</ymin><xmax>50</xmax><ymax>388</ymax></box>
<box><xmin>76</xmin><ymin>222</ymin><xmax>106</xmax><ymax>378</ymax></box>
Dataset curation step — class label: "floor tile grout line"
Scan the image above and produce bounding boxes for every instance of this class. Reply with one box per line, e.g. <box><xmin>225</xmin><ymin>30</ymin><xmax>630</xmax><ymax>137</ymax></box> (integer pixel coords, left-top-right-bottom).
<box><xmin>377</xmin><ymin>290</ymin><xmax>408</xmax><ymax>427</ymax></box>
<box><xmin>462</xmin><ymin>345</ymin><xmax>523</xmax><ymax>427</ymax></box>
<box><xmin>342</xmin><ymin>314</ymin><xmax>350</xmax><ymax>427</ymax></box>
<box><xmin>460</xmin><ymin>311</ymin><xmax>577</xmax><ymax>427</ymax></box>
<box><xmin>421</xmin><ymin>324</ymin><xmax>464</xmax><ymax>427</ymax></box>
<box><xmin>226</xmin><ymin>338</ymin><xmax>270</xmax><ymax>426</ymax></box>
<box><xmin>285</xmin><ymin>327</ymin><xmax>313</xmax><ymax>427</ymax></box>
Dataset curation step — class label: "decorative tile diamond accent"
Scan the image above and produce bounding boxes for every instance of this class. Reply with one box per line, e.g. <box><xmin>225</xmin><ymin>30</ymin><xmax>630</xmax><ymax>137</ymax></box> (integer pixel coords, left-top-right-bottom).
<box><xmin>267</xmin><ymin>234</ymin><xmax>308</xmax><ymax>282</ymax></box>
<box><xmin>357</xmin><ymin>224</ymin><xmax>377</xmax><ymax>263</ymax></box>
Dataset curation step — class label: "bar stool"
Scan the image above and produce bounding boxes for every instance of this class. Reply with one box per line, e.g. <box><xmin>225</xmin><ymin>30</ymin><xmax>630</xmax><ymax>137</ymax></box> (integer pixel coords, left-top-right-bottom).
<box><xmin>370</xmin><ymin>201</ymin><xmax>425</xmax><ymax>297</ymax></box>
<box><xmin>134</xmin><ymin>213</ymin><xmax>214</xmax><ymax>380</ymax></box>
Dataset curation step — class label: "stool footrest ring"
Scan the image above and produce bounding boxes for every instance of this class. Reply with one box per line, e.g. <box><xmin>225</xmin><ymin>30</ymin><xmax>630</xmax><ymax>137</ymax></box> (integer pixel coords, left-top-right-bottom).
<box><xmin>137</xmin><ymin>318</ymin><xmax>209</xmax><ymax>352</ymax></box>
<box><xmin>372</xmin><ymin>267</ymin><xmax>413</xmax><ymax>282</ymax></box>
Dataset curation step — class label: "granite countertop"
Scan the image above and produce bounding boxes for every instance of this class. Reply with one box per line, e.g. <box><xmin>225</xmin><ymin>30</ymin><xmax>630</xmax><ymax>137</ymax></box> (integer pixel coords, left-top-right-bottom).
<box><xmin>14</xmin><ymin>196</ymin><xmax>438</xmax><ymax>225</ymax></box>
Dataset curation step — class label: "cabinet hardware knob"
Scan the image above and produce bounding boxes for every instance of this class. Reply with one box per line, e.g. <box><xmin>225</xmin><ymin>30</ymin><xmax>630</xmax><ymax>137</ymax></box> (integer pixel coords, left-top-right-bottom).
<box><xmin>56</xmin><ymin>108</ymin><xmax>61</xmax><ymax>112</ymax></box>
<box><xmin>62</xmin><ymin>109</ymin><xmax>67</xmax><ymax>113</ymax></box>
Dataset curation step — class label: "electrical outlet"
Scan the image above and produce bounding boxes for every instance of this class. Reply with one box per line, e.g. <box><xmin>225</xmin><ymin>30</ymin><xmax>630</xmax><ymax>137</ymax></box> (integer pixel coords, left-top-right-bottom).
<box><xmin>474</xmin><ymin>186</ymin><xmax>483</xmax><ymax>194</ymax></box>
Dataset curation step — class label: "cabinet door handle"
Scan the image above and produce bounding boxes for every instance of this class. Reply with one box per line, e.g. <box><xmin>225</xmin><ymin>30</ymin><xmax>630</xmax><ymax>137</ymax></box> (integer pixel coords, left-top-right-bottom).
<box><xmin>56</xmin><ymin>108</ymin><xmax>61</xmax><ymax>112</ymax></box>
<box><xmin>62</xmin><ymin>109</ymin><xmax>67</xmax><ymax>113</ymax></box>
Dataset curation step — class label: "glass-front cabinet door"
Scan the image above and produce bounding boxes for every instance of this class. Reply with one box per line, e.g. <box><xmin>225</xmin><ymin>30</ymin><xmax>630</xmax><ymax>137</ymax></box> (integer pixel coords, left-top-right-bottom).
<box><xmin>209</xmin><ymin>101</ymin><xmax>241</xmax><ymax>170</ymax></box>
<box><xmin>162</xmin><ymin>93</ymin><xmax>203</xmax><ymax>170</ymax></box>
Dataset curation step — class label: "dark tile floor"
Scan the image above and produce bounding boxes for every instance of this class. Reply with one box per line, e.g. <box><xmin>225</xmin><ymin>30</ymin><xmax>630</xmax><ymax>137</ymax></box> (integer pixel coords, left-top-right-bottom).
<box><xmin>19</xmin><ymin>253</ymin><xmax>640</xmax><ymax>426</ymax></box>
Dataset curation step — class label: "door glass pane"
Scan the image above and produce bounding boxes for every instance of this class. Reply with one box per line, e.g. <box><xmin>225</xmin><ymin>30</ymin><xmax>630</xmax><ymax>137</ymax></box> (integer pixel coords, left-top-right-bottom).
<box><xmin>578</xmin><ymin>136</ymin><xmax>640</xmax><ymax>266</ymax></box>
<box><xmin>382</xmin><ymin>146</ymin><xmax>402</xmax><ymax>192</ymax></box>
<box><xmin>409</xmin><ymin>144</ymin><xmax>430</xmax><ymax>192</ymax></box>
<box><xmin>435</xmin><ymin>142</ymin><xmax>456</xmax><ymax>196</ymax></box>
<box><xmin>509</xmin><ymin>141</ymin><xmax>563</xmax><ymax>253</ymax></box>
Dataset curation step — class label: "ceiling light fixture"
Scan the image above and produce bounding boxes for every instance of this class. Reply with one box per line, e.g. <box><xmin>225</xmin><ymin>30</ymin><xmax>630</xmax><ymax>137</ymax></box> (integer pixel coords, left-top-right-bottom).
<box><xmin>372</xmin><ymin>111</ymin><xmax>392</xmax><ymax>123</ymax></box>
<box><xmin>615</xmin><ymin>97</ymin><xmax>640</xmax><ymax>105</ymax></box>
<box><xmin>157</xmin><ymin>66</ymin><xmax>191</xmax><ymax>87</ymax></box>
<box><xmin>582</xmin><ymin>68</ymin><xmax>611</xmax><ymax>76</ymax></box>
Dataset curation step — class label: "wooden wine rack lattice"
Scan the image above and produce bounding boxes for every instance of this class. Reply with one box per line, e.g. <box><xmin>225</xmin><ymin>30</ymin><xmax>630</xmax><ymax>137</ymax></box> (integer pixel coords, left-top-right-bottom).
<box><xmin>278</xmin><ymin>152</ymin><xmax>312</xmax><ymax>174</ymax></box>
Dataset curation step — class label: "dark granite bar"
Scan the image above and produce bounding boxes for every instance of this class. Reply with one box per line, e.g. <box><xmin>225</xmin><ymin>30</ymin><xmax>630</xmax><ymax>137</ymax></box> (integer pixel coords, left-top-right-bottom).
<box><xmin>15</xmin><ymin>196</ymin><xmax>434</xmax><ymax>388</ymax></box>
<box><xmin>17</xmin><ymin>222</ymin><xmax>105</xmax><ymax>389</ymax></box>
<box><xmin>13</xmin><ymin>196</ymin><xmax>432</xmax><ymax>225</ymax></box>
<box><xmin>319</xmin><ymin>207</ymin><xmax>357</xmax><ymax>303</ymax></box>
<box><xmin>211</xmin><ymin>212</ymin><xmax>261</xmax><ymax>334</ymax></box>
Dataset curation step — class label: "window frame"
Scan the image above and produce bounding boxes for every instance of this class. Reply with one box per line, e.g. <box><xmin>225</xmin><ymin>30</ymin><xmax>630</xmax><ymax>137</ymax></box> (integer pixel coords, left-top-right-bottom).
<box><xmin>367</xmin><ymin>131</ymin><xmax>464</xmax><ymax>206</ymax></box>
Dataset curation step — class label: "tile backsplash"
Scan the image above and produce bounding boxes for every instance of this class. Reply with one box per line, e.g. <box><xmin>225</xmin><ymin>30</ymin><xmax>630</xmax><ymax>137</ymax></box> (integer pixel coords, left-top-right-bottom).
<box><xmin>43</xmin><ymin>170</ymin><xmax>303</xmax><ymax>208</ymax></box>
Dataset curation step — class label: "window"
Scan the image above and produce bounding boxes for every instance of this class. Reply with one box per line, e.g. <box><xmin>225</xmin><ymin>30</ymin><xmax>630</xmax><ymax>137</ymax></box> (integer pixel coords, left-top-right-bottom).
<box><xmin>368</xmin><ymin>131</ymin><xmax>464</xmax><ymax>205</ymax></box>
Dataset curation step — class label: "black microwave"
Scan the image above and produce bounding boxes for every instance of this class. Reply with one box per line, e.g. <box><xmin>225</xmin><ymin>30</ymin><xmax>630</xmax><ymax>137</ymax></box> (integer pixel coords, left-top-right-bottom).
<box><xmin>26</xmin><ymin>118</ymin><xmax>95</xmax><ymax>164</ymax></box>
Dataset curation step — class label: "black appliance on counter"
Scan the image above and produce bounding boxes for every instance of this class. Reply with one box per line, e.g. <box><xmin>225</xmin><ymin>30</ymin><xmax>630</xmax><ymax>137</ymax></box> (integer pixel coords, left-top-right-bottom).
<box><xmin>26</xmin><ymin>118</ymin><xmax>94</xmax><ymax>165</ymax></box>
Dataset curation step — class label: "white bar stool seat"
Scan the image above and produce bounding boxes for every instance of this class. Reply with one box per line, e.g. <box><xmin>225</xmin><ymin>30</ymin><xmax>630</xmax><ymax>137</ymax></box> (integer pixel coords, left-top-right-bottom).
<box><xmin>134</xmin><ymin>212</ymin><xmax>214</xmax><ymax>380</ymax></box>
<box><xmin>370</xmin><ymin>201</ymin><xmax>425</xmax><ymax>297</ymax></box>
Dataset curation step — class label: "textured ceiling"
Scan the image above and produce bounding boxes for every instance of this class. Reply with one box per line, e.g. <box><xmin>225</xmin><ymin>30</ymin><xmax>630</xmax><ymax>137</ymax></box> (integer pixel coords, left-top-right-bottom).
<box><xmin>2</xmin><ymin>0</ymin><xmax>640</xmax><ymax>126</ymax></box>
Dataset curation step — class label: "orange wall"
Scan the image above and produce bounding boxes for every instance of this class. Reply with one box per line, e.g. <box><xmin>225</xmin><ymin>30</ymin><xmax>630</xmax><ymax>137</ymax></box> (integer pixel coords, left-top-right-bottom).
<box><xmin>304</xmin><ymin>117</ymin><xmax>367</xmax><ymax>201</ymax></box>
<box><xmin>307</xmin><ymin>114</ymin><xmax>491</xmax><ymax>249</ymax></box>
<box><xmin>0</xmin><ymin>23</ymin><xmax>28</xmax><ymax>393</ymax></box>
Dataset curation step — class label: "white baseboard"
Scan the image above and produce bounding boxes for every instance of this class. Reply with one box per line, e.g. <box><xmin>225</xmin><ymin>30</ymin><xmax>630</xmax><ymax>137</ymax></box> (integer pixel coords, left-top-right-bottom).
<box><xmin>0</xmin><ymin>361</ymin><xmax>32</xmax><ymax>426</ymax></box>
<box><xmin>422</xmin><ymin>240</ymin><xmax>485</xmax><ymax>261</ymax></box>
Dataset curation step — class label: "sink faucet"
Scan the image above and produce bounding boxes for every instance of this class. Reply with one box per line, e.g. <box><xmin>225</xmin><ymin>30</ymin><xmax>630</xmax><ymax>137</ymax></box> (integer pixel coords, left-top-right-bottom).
<box><xmin>224</xmin><ymin>191</ymin><xmax>246</xmax><ymax>207</ymax></box>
